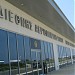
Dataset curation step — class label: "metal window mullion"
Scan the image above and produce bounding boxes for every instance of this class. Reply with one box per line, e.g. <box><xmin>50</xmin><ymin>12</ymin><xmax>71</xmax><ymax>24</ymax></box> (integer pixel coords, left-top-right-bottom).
<box><xmin>41</xmin><ymin>41</ymin><xmax>44</xmax><ymax>75</ymax></box>
<box><xmin>23</xmin><ymin>37</ymin><xmax>28</xmax><ymax>75</ymax></box>
<box><xmin>7</xmin><ymin>32</ymin><xmax>11</xmax><ymax>75</ymax></box>
<box><xmin>52</xmin><ymin>43</ymin><xmax>55</xmax><ymax>69</ymax></box>
<box><xmin>47</xmin><ymin>42</ymin><xmax>50</xmax><ymax>73</ymax></box>
<box><xmin>16</xmin><ymin>34</ymin><xmax>20</xmax><ymax>74</ymax></box>
<box><xmin>29</xmin><ymin>38</ymin><xmax>34</xmax><ymax>75</ymax></box>
<box><xmin>43</xmin><ymin>41</ymin><xmax>47</xmax><ymax>73</ymax></box>
<box><xmin>48</xmin><ymin>43</ymin><xmax>52</xmax><ymax>72</ymax></box>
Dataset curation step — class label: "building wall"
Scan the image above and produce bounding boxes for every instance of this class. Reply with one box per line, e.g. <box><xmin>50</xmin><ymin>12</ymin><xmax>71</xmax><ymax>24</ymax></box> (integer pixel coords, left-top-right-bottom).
<box><xmin>5</xmin><ymin>0</ymin><xmax>75</xmax><ymax>42</ymax></box>
<box><xmin>0</xmin><ymin>0</ymin><xmax>74</xmax><ymax>46</ymax></box>
<box><xmin>0</xmin><ymin>0</ymin><xmax>75</xmax><ymax>73</ymax></box>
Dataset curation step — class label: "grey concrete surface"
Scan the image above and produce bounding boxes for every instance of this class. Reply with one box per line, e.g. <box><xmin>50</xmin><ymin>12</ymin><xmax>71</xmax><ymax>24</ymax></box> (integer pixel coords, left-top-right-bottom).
<box><xmin>48</xmin><ymin>63</ymin><xmax>75</xmax><ymax>75</ymax></box>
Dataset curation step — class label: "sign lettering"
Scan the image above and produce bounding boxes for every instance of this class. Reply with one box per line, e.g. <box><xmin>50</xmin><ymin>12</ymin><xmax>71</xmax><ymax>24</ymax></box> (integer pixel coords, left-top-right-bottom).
<box><xmin>0</xmin><ymin>5</ymin><xmax>64</xmax><ymax>43</ymax></box>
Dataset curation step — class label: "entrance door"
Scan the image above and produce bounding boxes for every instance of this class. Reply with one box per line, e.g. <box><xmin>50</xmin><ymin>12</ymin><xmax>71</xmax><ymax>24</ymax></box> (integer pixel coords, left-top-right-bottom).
<box><xmin>31</xmin><ymin>50</ymin><xmax>42</xmax><ymax>75</ymax></box>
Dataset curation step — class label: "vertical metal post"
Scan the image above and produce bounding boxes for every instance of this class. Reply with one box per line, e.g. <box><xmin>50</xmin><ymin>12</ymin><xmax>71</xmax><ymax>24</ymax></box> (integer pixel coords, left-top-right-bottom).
<box><xmin>7</xmin><ymin>32</ymin><xmax>11</xmax><ymax>75</ymax></box>
<box><xmin>29</xmin><ymin>38</ymin><xmax>34</xmax><ymax>75</ymax></box>
<box><xmin>40</xmin><ymin>41</ymin><xmax>44</xmax><ymax>75</ymax></box>
<box><xmin>23</xmin><ymin>37</ymin><xmax>28</xmax><ymax>75</ymax></box>
<box><xmin>16</xmin><ymin>34</ymin><xmax>20</xmax><ymax>75</ymax></box>
<box><xmin>43</xmin><ymin>41</ymin><xmax>47</xmax><ymax>74</ymax></box>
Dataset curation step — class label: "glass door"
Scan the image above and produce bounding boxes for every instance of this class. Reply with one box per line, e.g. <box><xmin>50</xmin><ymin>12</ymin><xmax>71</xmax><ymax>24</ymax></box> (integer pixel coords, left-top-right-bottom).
<box><xmin>31</xmin><ymin>50</ymin><xmax>42</xmax><ymax>75</ymax></box>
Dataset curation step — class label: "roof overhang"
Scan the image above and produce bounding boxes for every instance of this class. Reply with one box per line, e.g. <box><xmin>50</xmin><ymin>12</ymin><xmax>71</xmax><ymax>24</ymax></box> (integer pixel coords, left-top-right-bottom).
<box><xmin>5</xmin><ymin>0</ymin><xmax>75</xmax><ymax>42</ymax></box>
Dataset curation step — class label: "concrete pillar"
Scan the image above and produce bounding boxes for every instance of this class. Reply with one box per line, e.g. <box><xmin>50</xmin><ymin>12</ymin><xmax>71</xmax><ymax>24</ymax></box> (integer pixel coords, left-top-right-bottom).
<box><xmin>53</xmin><ymin>43</ymin><xmax>59</xmax><ymax>70</ymax></box>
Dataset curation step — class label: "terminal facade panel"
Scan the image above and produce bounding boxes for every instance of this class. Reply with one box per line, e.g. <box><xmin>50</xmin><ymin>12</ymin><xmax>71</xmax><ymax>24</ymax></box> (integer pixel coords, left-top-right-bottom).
<box><xmin>0</xmin><ymin>0</ymin><xmax>75</xmax><ymax>75</ymax></box>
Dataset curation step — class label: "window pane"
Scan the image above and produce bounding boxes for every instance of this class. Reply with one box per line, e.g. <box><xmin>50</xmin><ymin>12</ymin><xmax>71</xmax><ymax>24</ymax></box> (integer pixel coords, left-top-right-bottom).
<box><xmin>41</xmin><ymin>41</ymin><xmax>45</xmax><ymax>60</ymax></box>
<box><xmin>24</xmin><ymin>37</ymin><xmax>32</xmax><ymax>75</ymax></box>
<box><xmin>9</xmin><ymin>32</ymin><xmax>18</xmax><ymax>75</ymax></box>
<box><xmin>58</xmin><ymin>45</ymin><xmax>63</xmax><ymax>65</ymax></box>
<box><xmin>17</xmin><ymin>35</ymin><xmax>26</xmax><ymax>74</ymax></box>
<box><xmin>66</xmin><ymin>48</ymin><xmax>71</xmax><ymax>63</ymax></box>
<box><xmin>44</xmin><ymin>42</ymin><xmax>48</xmax><ymax>60</ymax></box>
<box><xmin>37</xmin><ymin>52</ymin><xmax>42</xmax><ymax>74</ymax></box>
<box><xmin>63</xmin><ymin>47</ymin><xmax>67</xmax><ymax>63</ymax></box>
<box><xmin>0</xmin><ymin>30</ymin><xmax>9</xmax><ymax>75</ymax></box>
<box><xmin>44</xmin><ymin>42</ymin><xmax>49</xmax><ymax>73</ymax></box>
<box><xmin>49</xmin><ymin>43</ymin><xmax>55</xmax><ymax>70</ymax></box>
<box><xmin>72</xmin><ymin>49</ymin><xmax>75</xmax><ymax>61</ymax></box>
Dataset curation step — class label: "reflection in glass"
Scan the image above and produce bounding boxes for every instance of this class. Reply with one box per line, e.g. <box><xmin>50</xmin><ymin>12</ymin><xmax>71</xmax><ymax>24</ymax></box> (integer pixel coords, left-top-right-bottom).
<box><xmin>72</xmin><ymin>49</ymin><xmax>75</xmax><ymax>61</ymax></box>
<box><xmin>31</xmin><ymin>51</ymin><xmax>38</xmax><ymax>75</ymax></box>
<box><xmin>0</xmin><ymin>30</ymin><xmax>9</xmax><ymax>75</ymax></box>
<box><xmin>17</xmin><ymin>35</ymin><xmax>26</xmax><ymax>74</ymax></box>
<box><xmin>24</xmin><ymin>37</ymin><xmax>32</xmax><ymax>75</ymax></box>
<box><xmin>48</xmin><ymin>43</ymin><xmax>55</xmax><ymax>72</ymax></box>
<box><xmin>31</xmin><ymin>51</ymin><xmax>42</xmax><ymax>75</ymax></box>
<box><xmin>41</xmin><ymin>41</ymin><xmax>45</xmax><ymax>74</ymax></box>
<box><xmin>62</xmin><ymin>47</ymin><xmax>67</xmax><ymax>63</ymax></box>
<box><xmin>41</xmin><ymin>41</ymin><xmax>55</xmax><ymax>73</ymax></box>
<box><xmin>66</xmin><ymin>48</ymin><xmax>71</xmax><ymax>64</ymax></box>
<box><xmin>50</xmin><ymin>43</ymin><xmax>55</xmax><ymax>67</ymax></box>
<box><xmin>58</xmin><ymin>46</ymin><xmax>63</xmax><ymax>64</ymax></box>
<box><xmin>44</xmin><ymin>42</ymin><xmax>49</xmax><ymax>73</ymax></box>
<box><xmin>58</xmin><ymin>45</ymin><xmax>72</xmax><ymax>67</ymax></box>
<box><xmin>9</xmin><ymin>32</ymin><xmax>18</xmax><ymax>75</ymax></box>
<box><xmin>37</xmin><ymin>52</ymin><xmax>42</xmax><ymax>74</ymax></box>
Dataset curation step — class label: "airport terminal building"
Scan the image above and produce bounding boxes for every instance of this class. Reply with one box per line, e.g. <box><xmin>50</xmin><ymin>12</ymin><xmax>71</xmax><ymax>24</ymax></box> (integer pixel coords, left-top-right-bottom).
<box><xmin>0</xmin><ymin>0</ymin><xmax>75</xmax><ymax>75</ymax></box>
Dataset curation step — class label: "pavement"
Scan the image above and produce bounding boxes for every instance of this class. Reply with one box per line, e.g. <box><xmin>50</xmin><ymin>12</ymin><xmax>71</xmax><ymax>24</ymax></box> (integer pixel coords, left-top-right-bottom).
<box><xmin>47</xmin><ymin>63</ymin><xmax>75</xmax><ymax>75</ymax></box>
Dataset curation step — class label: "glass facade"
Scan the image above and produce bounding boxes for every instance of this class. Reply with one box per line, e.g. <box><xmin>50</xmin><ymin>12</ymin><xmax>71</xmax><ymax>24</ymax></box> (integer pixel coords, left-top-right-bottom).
<box><xmin>24</xmin><ymin>37</ymin><xmax>32</xmax><ymax>75</ymax></box>
<box><xmin>72</xmin><ymin>49</ymin><xmax>75</xmax><ymax>62</ymax></box>
<box><xmin>0</xmin><ymin>29</ymin><xmax>55</xmax><ymax>75</ymax></box>
<box><xmin>41</xmin><ymin>41</ymin><xmax>55</xmax><ymax>73</ymax></box>
<box><xmin>0</xmin><ymin>29</ymin><xmax>74</xmax><ymax>75</ymax></box>
<box><xmin>58</xmin><ymin>45</ymin><xmax>72</xmax><ymax>68</ymax></box>
<box><xmin>16</xmin><ymin>35</ymin><xmax>26</xmax><ymax>74</ymax></box>
<box><xmin>0</xmin><ymin>30</ymin><xmax>9</xmax><ymax>75</ymax></box>
<box><xmin>8</xmin><ymin>32</ymin><xmax>18</xmax><ymax>75</ymax></box>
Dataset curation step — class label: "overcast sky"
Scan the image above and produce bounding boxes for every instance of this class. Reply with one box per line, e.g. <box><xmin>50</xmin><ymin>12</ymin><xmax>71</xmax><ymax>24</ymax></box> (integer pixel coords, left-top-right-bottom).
<box><xmin>54</xmin><ymin>0</ymin><xmax>75</xmax><ymax>28</ymax></box>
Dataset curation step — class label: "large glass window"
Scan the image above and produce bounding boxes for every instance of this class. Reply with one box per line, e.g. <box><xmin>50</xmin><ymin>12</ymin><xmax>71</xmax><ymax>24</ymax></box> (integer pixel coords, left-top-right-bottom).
<box><xmin>41</xmin><ymin>41</ymin><xmax>46</xmax><ymax>74</ymax></box>
<box><xmin>58</xmin><ymin>45</ymin><xmax>72</xmax><ymax>68</ymax></box>
<box><xmin>0</xmin><ymin>30</ymin><xmax>9</xmax><ymax>75</ymax></box>
<box><xmin>48</xmin><ymin>43</ymin><xmax>55</xmax><ymax>71</ymax></box>
<box><xmin>30</xmin><ymin>38</ymin><xmax>42</xmax><ymax>75</ymax></box>
<box><xmin>58</xmin><ymin>45</ymin><xmax>67</xmax><ymax>66</ymax></box>
<box><xmin>0</xmin><ymin>29</ymin><xmax>57</xmax><ymax>75</ymax></box>
<box><xmin>41</xmin><ymin>41</ymin><xmax>55</xmax><ymax>73</ymax></box>
<box><xmin>66</xmin><ymin>48</ymin><xmax>71</xmax><ymax>64</ymax></box>
<box><xmin>62</xmin><ymin>47</ymin><xmax>67</xmax><ymax>63</ymax></box>
<box><xmin>31</xmin><ymin>50</ymin><xmax>42</xmax><ymax>75</ymax></box>
<box><xmin>58</xmin><ymin>45</ymin><xmax>63</xmax><ymax>65</ymax></box>
<box><xmin>24</xmin><ymin>36</ymin><xmax>32</xmax><ymax>75</ymax></box>
<box><xmin>44</xmin><ymin>42</ymin><xmax>49</xmax><ymax>73</ymax></box>
<box><xmin>72</xmin><ymin>49</ymin><xmax>75</xmax><ymax>61</ymax></box>
<box><xmin>16</xmin><ymin>35</ymin><xmax>26</xmax><ymax>74</ymax></box>
<box><xmin>44</xmin><ymin>42</ymin><xmax>48</xmax><ymax>60</ymax></box>
<box><xmin>8</xmin><ymin>32</ymin><xmax>18</xmax><ymax>75</ymax></box>
<box><xmin>41</xmin><ymin>41</ymin><xmax>45</xmax><ymax>61</ymax></box>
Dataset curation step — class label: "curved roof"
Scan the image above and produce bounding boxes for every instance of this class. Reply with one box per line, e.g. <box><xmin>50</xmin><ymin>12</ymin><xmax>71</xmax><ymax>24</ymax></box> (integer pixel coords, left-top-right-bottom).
<box><xmin>6</xmin><ymin>0</ymin><xmax>75</xmax><ymax>42</ymax></box>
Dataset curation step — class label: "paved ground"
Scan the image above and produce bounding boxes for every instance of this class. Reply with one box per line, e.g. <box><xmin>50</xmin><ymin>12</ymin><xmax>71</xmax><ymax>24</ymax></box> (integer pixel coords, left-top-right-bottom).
<box><xmin>48</xmin><ymin>63</ymin><xmax>75</xmax><ymax>75</ymax></box>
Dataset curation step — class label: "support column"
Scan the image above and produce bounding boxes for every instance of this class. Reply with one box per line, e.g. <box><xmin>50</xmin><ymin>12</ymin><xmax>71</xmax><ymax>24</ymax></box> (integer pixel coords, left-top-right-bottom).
<box><xmin>53</xmin><ymin>43</ymin><xmax>59</xmax><ymax>70</ymax></box>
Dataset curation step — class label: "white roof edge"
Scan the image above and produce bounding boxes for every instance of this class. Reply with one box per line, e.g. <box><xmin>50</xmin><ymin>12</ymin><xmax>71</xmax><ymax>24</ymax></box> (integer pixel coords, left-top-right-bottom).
<box><xmin>48</xmin><ymin>0</ymin><xmax>75</xmax><ymax>31</ymax></box>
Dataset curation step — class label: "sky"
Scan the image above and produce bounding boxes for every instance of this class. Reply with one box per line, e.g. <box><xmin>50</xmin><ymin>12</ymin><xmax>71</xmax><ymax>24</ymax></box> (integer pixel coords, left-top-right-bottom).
<box><xmin>54</xmin><ymin>0</ymin><xmax>75</xmax><ymax>28</ymax></box>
